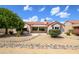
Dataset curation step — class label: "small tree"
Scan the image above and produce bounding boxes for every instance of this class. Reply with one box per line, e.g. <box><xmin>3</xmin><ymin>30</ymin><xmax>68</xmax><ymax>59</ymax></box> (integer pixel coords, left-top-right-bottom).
<box><xmin>49</xmin><ymin>29</ymin><xmax>61</xmax><ymax>37</ymax></box>
<box><xmin>0</xmin><ymin>8</ymin><xmax>24</xmax><ymax>35</ymax></box>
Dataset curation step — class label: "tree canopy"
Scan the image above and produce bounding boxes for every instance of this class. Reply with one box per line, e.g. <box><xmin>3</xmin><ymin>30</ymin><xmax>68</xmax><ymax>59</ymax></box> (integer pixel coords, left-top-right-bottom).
<box><xmin>0</xmin><ymin>8</ymin><xmax>24</xmax><ymax>34</ymax></box>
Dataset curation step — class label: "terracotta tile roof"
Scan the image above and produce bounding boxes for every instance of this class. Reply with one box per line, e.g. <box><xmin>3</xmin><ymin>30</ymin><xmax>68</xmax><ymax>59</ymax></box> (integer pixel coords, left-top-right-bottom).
<box><xmin>48</xmin><ymin>21</ymin><xmax>64</xmax><ymax>26</ymax></box>
<box><xmin>26</xmin><ymin>22</ymin><xmax>49</xmax><ymax>25</ymax></box>
<box><xmin>65</xmin><ymin>20</ymin><xmax>79</xmax><ymax>24</ymax></box>
<box><xmin>25</xmin><ymin>21</ymin><xmax>64</xmax><ymax>26</ymax></box>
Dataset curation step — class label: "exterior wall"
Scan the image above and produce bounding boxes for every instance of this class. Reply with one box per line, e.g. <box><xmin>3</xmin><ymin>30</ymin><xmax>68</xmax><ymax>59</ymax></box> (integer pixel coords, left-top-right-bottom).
<box><xmin>72</xmin><ymin>24</ymin><xmax>79</xmax><ymax>27</ymax></box>
<box><xmin>0</xmin><ymin>28</ymin><xmax>17</xmax><ymax>34</ymax></box>
<box><xmin>25</xmin><ymin>23</ymin><xmax>64</xmax><ymax>33</ymax></box>
<box><xmin>27</xmin><ymin>25</ymin><xmax>31</xmax><ymax>33</ymax></box>
<box><xmin>24</xmin><ymin>24</ymin><xmax>31</xmax><ymax>33</ymax></box>
<box><xmin>64</xmin><ymin>22</ymin><xmax>73</xmax><ymax>32</ymax></box>
<box><xmin>47</xmin><ymin>25</ymin><xmax>52</xmax><ymax>33</ymax></box>
<box><xmin>47</xmin><ymin>24</ymin><xmax>61</xmax><ymax>33</ymax></box>
<box><xmin>8</xmin><ymin>29</ymin><xmax>17</xmax><ymax>34</ymax></box>
<box><xmin>53</xmin><ymin>24</ymin><xmax>61</xmax><ymax>29</ymax></box>
<box><xmin>0</xmin><ymin>29</ymin><xmax>5</xmax><ymax>33</ymax></box>
<box><xmin>73</xmin><ymin>27</ymin><xmax>79</xmax><ymax>35</ymax></box>
<box><xmin>31</xmin><ymin>27</ymin><xmax>47</xmax><ymax>33</ymax></box>
<box><xmin>30</xmin><ymin>25</ymin><xmax>47</xmax><ymax>33</ymax></box>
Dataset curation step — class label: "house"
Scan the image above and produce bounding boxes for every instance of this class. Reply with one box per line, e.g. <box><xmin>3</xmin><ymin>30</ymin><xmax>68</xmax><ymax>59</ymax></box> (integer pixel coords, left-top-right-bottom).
<box><xmin>24</xmin><ymin>21</ymin><xmax>64</xmax><ymax>33</ymax></box>
<box><xmin>64</xmin><ymin>20</ymin><xmax>79</xmax><ymax>33</ymax></box>
<box><xmin>0</xmin><ymin>21</ymin><xmax>64</xmax><ymax>34</ymax></box>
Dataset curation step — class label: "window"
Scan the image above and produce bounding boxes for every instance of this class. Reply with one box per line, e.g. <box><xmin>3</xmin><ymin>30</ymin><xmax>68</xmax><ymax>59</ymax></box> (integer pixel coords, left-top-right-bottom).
<box><xmin>55</xmin><ymin>27</ymin><xmax>59</xmax><ymax>29</ymax></box>
<box><xmin>39</xmin><ymin>27</ymin><xmax>45</xmax><ymax>31</ymax></box>
<box><xmin>52</xmin><ymin>26</ymin><xmax>60</xmax><ymax>29</ymax></box>
<box><xmin>32</xmin><ymin>27</ymin><xmax>38</xmax><ymax>31</ymax></box>
<box><xmin>52</xmin><ymin>27</ymin><xmax>54</xmax><ymax>29</ymax></box>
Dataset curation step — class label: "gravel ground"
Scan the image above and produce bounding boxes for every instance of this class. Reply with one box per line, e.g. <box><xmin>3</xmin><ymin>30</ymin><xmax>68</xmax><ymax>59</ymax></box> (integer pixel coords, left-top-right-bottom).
<box><xmin>0</xmin><ymin>33</ymin><xmax>79</xmax><ymax>53</ymax></box>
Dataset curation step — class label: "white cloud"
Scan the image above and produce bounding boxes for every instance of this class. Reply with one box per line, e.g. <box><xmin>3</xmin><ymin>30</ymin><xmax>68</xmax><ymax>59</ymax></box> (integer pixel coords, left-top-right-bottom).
<box><xmin>23</xmin><ymin>19</ymin><xmax>27</xmax><ymax>22</ymax></box>
<box><xmin>23</xmin><ymin>16</ymin><xmax>38</xmax><ymax>22</ymax></box>
<box><xmin>23</xmin><ymin>19</ymin><xmax>30</xmax><ymax>22</ymax></box>
<box><xmin>64</xmin><ymin>6</ymin><xmax>69</xmax><ymax>11</ymax></box>
<box><xmin>39</xmin><ymin>7</ymin><xmax>45</xmax><ymax>12</ymax></box>
<box><xmin>29</xmin><ymin>16</ymin><xmax>38</xmax><ymax>22</ymax></box>
<box><xmin>46</xmin><ymin>17</ymin><xmax>52</xmax><ymax>21</ymax></box>
<box><xmin>60</xmin><ymin>21</ymin><xmax>64</xmax><ymax>24</ymax></box>
<box><xmin>52</xmin><ymin>6</ymin><xmax>70</xmax><ymax>18</ymax></box>
<box><xmin>24</xmin><ymin>5</ymin><xmax>32</xmax><ymax>11</ymax></box>
<box><xmin>40</xmin><ymin>17</ymin><xmax>52</xmax><ymax>22</ymax></box>
<box><xmin>56</xmin><ymin>12</ymin><xmax>70</xmax><ymax>18</ymax></box>
<box><xmin>51</xmin><ymin>7</ymin><xmax>60</xmax><ymax>15</ymax></box>
<box><xmin>77</xmin><ymin>9</ymin><xmax>79</xmax><ymax>11</ymax></box>
<box><xmin>40</xmin><ymin>18</ymin><xmax>45</xmax><ymax>22</ymax></box>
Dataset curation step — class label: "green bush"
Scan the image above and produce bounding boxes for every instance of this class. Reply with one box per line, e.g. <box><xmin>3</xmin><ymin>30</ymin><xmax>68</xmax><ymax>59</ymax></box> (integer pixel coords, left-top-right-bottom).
<box><xmin>9</xmin><ymin>31</ymin><xmax>13</xmax><ymax>35</ymax></box>
<box><xmin>49</xmin><ymin>29</ymin><xmax>61</xmax><ymax>37</ymax></box>
<box><xmin>16</xmin><ymin>31</ymin><xmax>21</xmax><ymax>37</ymax></box>
<box><xmin>65</xmin><ymin>32</ymin><xmax>70</xmax><ymax>36</ymax></box>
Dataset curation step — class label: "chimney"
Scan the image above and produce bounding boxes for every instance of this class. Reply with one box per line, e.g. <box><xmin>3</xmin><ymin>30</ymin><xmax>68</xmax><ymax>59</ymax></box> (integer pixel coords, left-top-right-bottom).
<box><xmin>44</xmin><ymin>19</ymin><xmax>48</xmax><ymax>24</ymax></box>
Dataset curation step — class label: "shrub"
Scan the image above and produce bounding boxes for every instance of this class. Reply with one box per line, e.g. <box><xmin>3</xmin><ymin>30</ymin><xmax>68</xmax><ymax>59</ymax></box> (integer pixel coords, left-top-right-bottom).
<box><xmin>16</xmin><ymin>31</ymin><xmax>21</xmax><ymax>37</ymax></box>
<box><xmin>49</xmin><ymin>29</ymin><xmax>61</xmax><ymax>37</ymax></box>
<box><xmin>69</xmin><ymin>29</ymin><xmax>73</xmax><ymax>33</ymax></box>
<box><xmin>9</xmin><ymin>31</ymin><xmax>13</xmax><ymax>35</ymax></box>
<box><xmin>65</xmin><ymin>32</ymin><xmax>70</xmax><ymax>36</ymax></box>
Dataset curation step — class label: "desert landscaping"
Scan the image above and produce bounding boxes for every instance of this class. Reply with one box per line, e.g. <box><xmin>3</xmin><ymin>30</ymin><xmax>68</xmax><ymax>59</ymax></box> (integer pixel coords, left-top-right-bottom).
<box><xmin>0</xmin><ymin>33</ymin><xmax>79</xmax><ymax>54</ymax></box>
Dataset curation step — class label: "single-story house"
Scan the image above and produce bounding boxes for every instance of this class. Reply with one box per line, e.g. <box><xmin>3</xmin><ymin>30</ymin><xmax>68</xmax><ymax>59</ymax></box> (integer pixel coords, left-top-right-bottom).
<box><xmin>64</xmin><ymin>20</ymin><xmax>79</xmax><ymax>33</ymax></box>
<box><xmin>24</xmin><ymin>21</ymin><xmax>64</xmax><ymax>33</ymax></box>
<box><xmin>0</xmin><ymin>20</ymin><xmax>79</xmax><ymax>35</ymax></box>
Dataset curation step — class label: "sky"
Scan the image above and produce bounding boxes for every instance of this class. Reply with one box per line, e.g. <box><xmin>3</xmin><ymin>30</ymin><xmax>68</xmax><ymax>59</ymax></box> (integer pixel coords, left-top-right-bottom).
<box><xmin>0</xmin><ymin>5</ymin><xmax>79</xmax><ymax>23</ymax></box>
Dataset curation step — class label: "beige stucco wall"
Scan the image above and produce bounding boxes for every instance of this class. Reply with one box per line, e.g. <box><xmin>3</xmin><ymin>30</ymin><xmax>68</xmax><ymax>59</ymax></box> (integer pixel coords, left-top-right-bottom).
<box><xmin>64</xmin><ymin>22</ymin><xmax>73</xmax><ymax>33</ymax></box>
<box><xmin>53</xmin><ymin>24</ymin><xmax>61</xmax><ymax>29</ymax></box>
<box><xmin>8</xmin><ymin>29</ymin><xmax>17</xmax><ymax>34</ymax></box>
<box><xmin>0</xmin><ymin>28</ymin><xmax>17</xmax><ymax>34</ymax></box>
<box><xmin>47</xmin><ymin>25</ymin><xmax>52</xmax><ymax>33</ymax></box>
<box><xmin>0</xmin><ymin>29</ymin><xmax>5</xmax><ymax>33</ymax></box>
<box><xmin>24</xmin><ymin>24</ymin><xmax>31</xmax><ymax>33</ymax></box>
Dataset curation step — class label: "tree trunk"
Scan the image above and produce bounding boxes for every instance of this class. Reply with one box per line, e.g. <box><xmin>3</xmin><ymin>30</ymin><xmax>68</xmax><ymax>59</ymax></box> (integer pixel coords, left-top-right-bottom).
<box><xmin>5</xmin><ymin>28</ymin><xmax>8</xmax><ymax>35</ymax></box>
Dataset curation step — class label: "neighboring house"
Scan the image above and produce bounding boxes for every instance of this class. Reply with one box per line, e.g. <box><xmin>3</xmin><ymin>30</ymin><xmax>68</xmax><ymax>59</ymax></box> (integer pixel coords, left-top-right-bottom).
<box><xmin>0</xmin><ymin>28</ymin><xmax>17</xmax><ymax>35</ymax></box>
<box><xmin>24</xmin><ymin>21</ymin><xmax>64</xmax><ymax>33</ymax></box>
<box><xmin>0</xmin><ymin>29</ymin><xmax>5</xmax><ymax>35</ymax></box>
<box><xmin>64</xmin><ymin>20</ymin><xmax>79</xmax><ymax>33</ymax></box>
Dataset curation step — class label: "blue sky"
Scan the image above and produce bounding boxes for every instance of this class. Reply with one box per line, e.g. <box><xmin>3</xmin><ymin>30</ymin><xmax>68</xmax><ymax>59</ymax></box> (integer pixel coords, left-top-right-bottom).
<box><xmin>0</xmin><ymin>5</ymin><xmax>79</xmax><ymax>22</ymax></box>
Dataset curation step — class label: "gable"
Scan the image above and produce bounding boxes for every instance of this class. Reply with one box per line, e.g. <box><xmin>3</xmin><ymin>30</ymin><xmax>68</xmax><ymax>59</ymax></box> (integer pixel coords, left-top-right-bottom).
<box><xmin>53</xmin><ymin>24</ymin><xmax>60</xmax><ymax>27</ymax></box>
<box><xmin>65</xmin><ymin>22</ymin><xmax>72</xmax><ymax>26</ymax></box>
